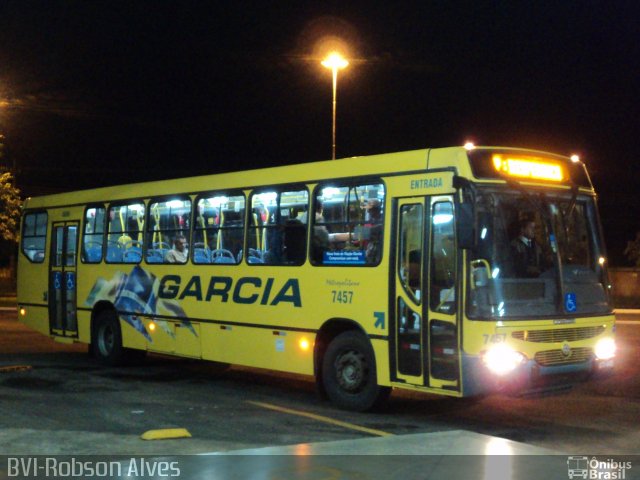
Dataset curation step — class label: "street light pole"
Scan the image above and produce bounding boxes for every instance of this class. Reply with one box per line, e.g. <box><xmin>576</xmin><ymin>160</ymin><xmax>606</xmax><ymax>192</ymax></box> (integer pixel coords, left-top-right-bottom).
<box><xmin>322</xmin><ymin>52</ymin><xmax>348</xmax><ymax>160</ymax></box>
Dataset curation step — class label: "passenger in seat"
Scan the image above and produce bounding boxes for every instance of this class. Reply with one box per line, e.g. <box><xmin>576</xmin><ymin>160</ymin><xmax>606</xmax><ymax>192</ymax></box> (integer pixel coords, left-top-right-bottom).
<box><xmin>165</xmin><ymin>234</ymin><xmax>188</xmax><ymax>264</ymax></box>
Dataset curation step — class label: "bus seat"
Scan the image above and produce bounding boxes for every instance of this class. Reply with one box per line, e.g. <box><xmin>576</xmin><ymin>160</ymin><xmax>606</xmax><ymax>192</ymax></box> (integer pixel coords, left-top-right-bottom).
<box><xmin>106</xmin><ymin>243</ymin><xmax>123</xmax><ymax>262</ymax></box>
<box><xmin>194</xmin><ymin>248</ymin><xmax>211</xmax><ymax>264</ymax></box>
<box><xmin>146</xmin><ymin>249</ymin><xmax>164</xmax><ymax>263</ymax></box>
<box><xmin>247</xmin><ymin>248</ymin><xmax>264</xmax><ymax>263</ymax></box>
<box><xmin>248</xmin><ymin>248</ymin><xmax>263</xmax><ymax>259</ymax></box>
<box><xmin>211</xmin><ymin>249</ymin><xmax>235</xmax><ymax>264</ymax></box>
<box><xmin>123</xmin><ymin>248</ymin><xmax>142</xmax><ymax>263</ymax></box>
<box><xmin>85</xmin><ymin>245</ymin><xmax>103</xmax><ymax>262</ymax></box>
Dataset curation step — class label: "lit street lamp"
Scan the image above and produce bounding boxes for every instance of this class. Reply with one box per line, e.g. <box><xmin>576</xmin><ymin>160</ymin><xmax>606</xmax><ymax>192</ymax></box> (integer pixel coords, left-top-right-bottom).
<box><xmin>321</xmin><ymin>52</ymin><xmax>348</xmax><ymax>160</ymax></box>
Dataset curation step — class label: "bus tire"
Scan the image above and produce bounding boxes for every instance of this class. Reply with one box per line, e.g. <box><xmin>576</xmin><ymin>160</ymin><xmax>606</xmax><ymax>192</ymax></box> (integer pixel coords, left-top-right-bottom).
<box><xmin>322</xmin><ymin>331</ymin><xmax>390</xmax><ymax>412</ymax></box>
<box><xmin>92</xmin><ymin>310</ymin><xmax>141</xmax><ymax>366</ymax></box>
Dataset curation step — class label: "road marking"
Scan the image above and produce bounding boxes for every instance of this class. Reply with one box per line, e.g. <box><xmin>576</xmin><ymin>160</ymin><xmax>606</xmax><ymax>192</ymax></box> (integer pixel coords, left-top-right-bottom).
<box><xmin>247</xmin><ymin>400</ymin><xmax>393</xmax><ymax>437</ymax></box>
<box><xmin>0</xmin><ymin>365</ymin><xmax>32</xmax><ymax>373</ymax></box>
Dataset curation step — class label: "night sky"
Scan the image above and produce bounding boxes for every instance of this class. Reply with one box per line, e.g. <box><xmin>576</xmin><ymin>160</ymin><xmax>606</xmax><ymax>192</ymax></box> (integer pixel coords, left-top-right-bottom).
<box><xmin>1</xmin><ymin>1</ymin><xmax>638</xmax><ymax>264</ymax></box>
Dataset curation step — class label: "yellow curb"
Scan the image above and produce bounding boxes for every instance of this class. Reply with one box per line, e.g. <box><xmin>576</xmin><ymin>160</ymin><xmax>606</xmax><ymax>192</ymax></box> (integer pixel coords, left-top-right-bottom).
<box><xmin>0</xmin><ymin>365</ymin><xmax>33</xmax><ymax>373</ymax></box>
<box><xmin>140</xmin><ymin>428</ymin><xmax>192</xmax><ymax>441</ymax></box>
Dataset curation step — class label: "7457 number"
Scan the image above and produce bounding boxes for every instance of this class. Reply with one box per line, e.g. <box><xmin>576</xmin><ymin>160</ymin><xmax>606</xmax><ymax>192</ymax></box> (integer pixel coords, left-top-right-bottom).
<box><xmin>332</xmin><ymin>290</ymin><xmax>354</xmax><ymax>304</ymax></box>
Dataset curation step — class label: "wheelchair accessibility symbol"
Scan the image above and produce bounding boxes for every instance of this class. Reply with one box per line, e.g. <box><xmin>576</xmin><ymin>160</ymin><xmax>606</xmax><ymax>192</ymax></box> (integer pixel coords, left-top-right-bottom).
<box><xmin>53</xmin><ymin>272</ymin><xmax>62</xmax><ymax>290</ymax></box>
<box><xmin>565</xmin><ymin>293</ymin><xmax>577</xmax><ymax>313</ymax></box>
<box><xmin>65</xmin><ymin>273</ymin><xmax>75</xmax><ymax>290</ymax></box>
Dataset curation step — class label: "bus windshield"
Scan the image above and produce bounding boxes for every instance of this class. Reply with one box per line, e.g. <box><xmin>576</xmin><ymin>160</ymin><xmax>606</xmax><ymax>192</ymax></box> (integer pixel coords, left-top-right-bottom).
<box><xmin>468</xmin><ymin>187</ymin><xmax>610</xmax><ymax>319</ymax></box>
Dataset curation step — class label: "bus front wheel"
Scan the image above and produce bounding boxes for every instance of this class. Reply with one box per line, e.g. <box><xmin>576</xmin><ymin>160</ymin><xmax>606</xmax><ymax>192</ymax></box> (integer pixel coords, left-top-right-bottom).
<box><xmin>92</xmin><ymin>311</ymin><xmax>144</xmax><ymax>366</ymax></box>
<box><xmin>322</xmin><ymin>331</ymin><xmax>390</xmax><ymax>412</ymax></box>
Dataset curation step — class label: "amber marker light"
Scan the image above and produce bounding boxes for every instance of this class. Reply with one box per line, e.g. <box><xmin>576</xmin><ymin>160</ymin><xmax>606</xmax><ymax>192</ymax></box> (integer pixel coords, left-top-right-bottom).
<box><xmin>299</xmin><ymin>338</ymin><xmax>311</xmax><ymax>351</ymax></box>
<box><xmin>464</xmin><ymin>142</ymin><xmax>475</xmax><ymax>150</ymax></box>
<box><xmin>148</xmin><ymin>322</ymin><xmax>156</xmax><ymax>332</ymax></box>
<box><xmin>570</xmin><ymin>154</ymin><xmax>580</xmax><ymax>163</ymax></box>
<box><xmin>19</xmin><ymin>307</ymin><xmax>26</xmax><ymax>316</ymax></box>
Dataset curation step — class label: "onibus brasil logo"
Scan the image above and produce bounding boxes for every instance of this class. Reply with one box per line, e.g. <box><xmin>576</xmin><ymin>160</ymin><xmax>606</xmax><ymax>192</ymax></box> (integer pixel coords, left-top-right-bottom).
<box><xmin>567</xmin><ymin>456</ymin><xmax>632</xmax><ymax>479</ymax></box>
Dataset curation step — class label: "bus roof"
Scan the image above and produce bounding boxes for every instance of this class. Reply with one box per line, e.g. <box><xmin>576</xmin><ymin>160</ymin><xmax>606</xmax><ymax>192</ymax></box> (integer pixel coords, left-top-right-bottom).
<box><xmin>22</xmin><ymin>146</ymin><xmax>585</xmax><ymax>209</ymax></box>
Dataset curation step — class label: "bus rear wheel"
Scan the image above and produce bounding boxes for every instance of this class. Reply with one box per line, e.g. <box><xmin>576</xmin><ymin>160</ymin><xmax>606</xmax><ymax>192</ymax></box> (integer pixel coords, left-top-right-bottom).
<box><xmin>322</xmin><ymin>331</ymin><xmax>390</xmax><ymax>412</ymax></box>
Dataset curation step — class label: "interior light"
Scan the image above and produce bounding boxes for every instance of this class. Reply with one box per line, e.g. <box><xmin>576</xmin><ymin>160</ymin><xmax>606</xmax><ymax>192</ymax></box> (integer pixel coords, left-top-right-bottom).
<box><xmin>167</xmin><ymin>200</ymin><xmax>186</xmax><ymax>209</ymax></box>
<box><xmin>257</xmin><ymin>192</ymin><xmax>278</xmax><ymax>204</ymax></box>
<box><xmin>433</xmin><ymin>214</ymin><xmax>454</xmax><ymax>225</ymax></box>
<box><xmin>129</xmin><ymin>204</ymin><xmax>145</xmax><ymax>213</ymax></box>
<box><xmin>322</xmin><ymin>187</ymin><xmax>341</xmax><ymax>198</ymax></box>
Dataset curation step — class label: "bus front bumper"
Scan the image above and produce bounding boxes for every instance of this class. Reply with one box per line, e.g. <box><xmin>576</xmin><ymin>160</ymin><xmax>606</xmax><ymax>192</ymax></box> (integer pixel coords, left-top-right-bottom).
<box><xmin>461</xmin><ymin>353</ymin><xmax>614</xmax><ymax>397</ymax></box>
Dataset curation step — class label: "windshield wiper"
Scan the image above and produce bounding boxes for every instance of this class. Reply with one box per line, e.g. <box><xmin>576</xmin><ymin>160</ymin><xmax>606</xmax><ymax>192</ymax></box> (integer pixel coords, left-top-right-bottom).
<box><xmin>505</xmin><ymin>178</ymin><xmax>550</xmax><ymax>220</ymax></box>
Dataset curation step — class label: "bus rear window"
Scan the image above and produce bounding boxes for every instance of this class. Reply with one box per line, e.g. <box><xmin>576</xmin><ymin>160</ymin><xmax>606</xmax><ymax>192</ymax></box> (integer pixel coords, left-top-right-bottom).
<box><xmin>22</xmin><ymin>212</ymin><xmax>48</xmax><ymax>263</ymax></box>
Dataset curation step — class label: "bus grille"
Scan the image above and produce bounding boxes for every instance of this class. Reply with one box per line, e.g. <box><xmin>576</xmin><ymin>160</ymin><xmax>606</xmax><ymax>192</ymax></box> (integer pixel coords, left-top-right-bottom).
<box><xmin>511</xmin><ymin>326</ymin><xmax>605</xmax><ymax>343</ymax></box>
<box><xmin>534</xmin><ymin>347</ymin><xmax>593</xmax><ymax>366</ymax></box>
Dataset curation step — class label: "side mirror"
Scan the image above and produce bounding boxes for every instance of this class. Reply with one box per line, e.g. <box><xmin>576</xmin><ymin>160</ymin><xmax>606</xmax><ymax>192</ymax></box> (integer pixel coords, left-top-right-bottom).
<box><xmin>453</xmin><ymin>176</ymin><xmax>477</xmax><ymax>250</ymax></box>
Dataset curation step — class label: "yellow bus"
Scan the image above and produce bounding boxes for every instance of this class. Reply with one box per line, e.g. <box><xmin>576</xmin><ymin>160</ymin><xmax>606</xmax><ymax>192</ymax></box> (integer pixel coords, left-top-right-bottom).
<box><xmin>17</xmin><ymin>146</ymin><xmax>616</xmax><ymax>411</ymax></box>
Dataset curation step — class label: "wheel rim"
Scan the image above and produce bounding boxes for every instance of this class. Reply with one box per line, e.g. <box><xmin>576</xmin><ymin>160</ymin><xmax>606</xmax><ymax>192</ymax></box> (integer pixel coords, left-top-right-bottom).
<box><xmin>335</xmin><ymin>349</ymin><xmax>369</xmax><ymax>394</ymax></box>
<box><xmin>98</xmin><ymin>323</ymin><xmax>114</xmax><ymax>357</ymax></box>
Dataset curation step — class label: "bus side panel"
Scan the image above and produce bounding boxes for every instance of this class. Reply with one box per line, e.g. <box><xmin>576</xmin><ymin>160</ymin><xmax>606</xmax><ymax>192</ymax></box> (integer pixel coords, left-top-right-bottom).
<box><xmin>198</xmin><ymin>323</ymin><xmax>315</xmax><ymax>375</ymax></box>
<box><xmin>372</xmin><ymin>339</ymin><xmax>392</xmax><ymax>387</ymax></box>
<box><xmin>17</xmin><ymin>214</ymin><xmax>50</xmax><ymax>336</ymax></box>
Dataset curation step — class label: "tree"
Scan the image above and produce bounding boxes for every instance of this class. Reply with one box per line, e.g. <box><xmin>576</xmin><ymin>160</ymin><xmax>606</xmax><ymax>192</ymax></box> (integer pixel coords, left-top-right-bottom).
<box><xmin>624</xmin><ymin>232</ymin><xmax>640</xmax><ymax>267</ymax></box>
<box><xmin>0</xmin><ymin>171</ymin><xmax>21</xmax><ymax>243</ymax></box>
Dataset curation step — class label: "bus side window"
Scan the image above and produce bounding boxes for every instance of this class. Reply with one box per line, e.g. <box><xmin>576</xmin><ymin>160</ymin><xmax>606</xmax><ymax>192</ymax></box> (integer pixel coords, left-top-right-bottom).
<box><xmin>21</xmin><ymin>212</ymin><xmax>48</xmax><ymax>263</ymax></box>
<box><xmin>82</xmin><ymin>206</ymin><xmax>105</xmax><ymax>263</ymax></box>
<box><xmin>145</xmin><ymin>198</ymin><xmax>191</xmax><ymax>264</ymax></box>
<box><xmin>250</xmin><ymin>189</ymin><xmax>308</xmax><ymax>266</ymax></box>
<box><xmin>193</xmin><ymin>193</ymin><xmax>244</xmax><ymax>265</ymax></box>
<box><xmin>430</xmin><ymin>201</ymin><xmax>456</xmax><ymax>313</ymax></box>
<box><xmin>107</xmin><ymin>203</ymin><xmax>145</xmax><ymax>264</ymax></box>
<box><xmin>312</xmin><ymin>182</ymin><xmax>384</xmax><ymax>266</ymax></box>
<box><xmin>399</xmin><ymin>203</ymin><xmax>423</xmax><ymax>302</ymax></box>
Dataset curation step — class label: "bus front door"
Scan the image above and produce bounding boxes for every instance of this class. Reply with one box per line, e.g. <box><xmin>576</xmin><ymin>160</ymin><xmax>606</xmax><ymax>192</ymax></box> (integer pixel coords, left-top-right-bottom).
<box><xmin>392</xmin><ymin>196</ymin><xmax>460</xmax><ymax>391</ymax></box>
<box><xmin>49</xmin><ymin>222</ymin><xmax>79</xmax><ymax>338</ymax></box>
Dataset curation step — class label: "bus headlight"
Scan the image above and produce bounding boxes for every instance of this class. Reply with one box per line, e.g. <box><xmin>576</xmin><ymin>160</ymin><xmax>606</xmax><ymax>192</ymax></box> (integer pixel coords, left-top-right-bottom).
<box><xmin>482</xmin><ymin>344</ymin><xmax>526</xmax><ymax>376</ymax></box>
<box><xmin>594</xmin><ymin>337</ymin><xmax>616</xmax><ymax>360</ymax></box>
